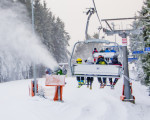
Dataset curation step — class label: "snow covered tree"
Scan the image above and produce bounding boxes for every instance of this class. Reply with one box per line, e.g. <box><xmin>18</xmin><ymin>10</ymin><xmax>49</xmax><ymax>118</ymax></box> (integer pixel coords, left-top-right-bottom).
<box><xmin>129</xmin><ymin>0</ymin><xmax>150</xmax><ymax>85</ymax></box>
<box><xmin>140</xmin><ymin>0</ymin><xmax>150</xmax><ymax>85</ymax></box>
<box><xmin>20</xmin><ymin>0</ymin><xmax>70</xmax><ymax>63</ymax></box>
<box><xmin>52</xmin><ymin>17</ymin><xmax>70</xmax><ymax>63</ymax></box>
<box><xmin>129</xmin><ymin>21</ymin><xmax>146</xmax><ymax>83</ymax></box>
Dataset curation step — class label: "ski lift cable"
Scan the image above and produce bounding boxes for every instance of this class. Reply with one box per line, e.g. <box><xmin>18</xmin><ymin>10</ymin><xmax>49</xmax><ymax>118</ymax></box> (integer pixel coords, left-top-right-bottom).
<box><xmin>92</xmin><ymin>0</ymin><xmax>103</xmax><ymax>29</ymax></box>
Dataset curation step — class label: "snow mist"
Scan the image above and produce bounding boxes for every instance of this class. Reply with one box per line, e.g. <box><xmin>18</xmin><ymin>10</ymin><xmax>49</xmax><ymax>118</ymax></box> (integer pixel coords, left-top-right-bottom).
<box><xmin>0</xmin><ymin>0</ymin><xmax>58</xmax><ymax>81</ymax></box>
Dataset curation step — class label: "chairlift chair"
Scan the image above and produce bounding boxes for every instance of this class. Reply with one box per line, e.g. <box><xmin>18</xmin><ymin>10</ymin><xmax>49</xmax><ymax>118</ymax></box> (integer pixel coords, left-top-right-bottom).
<box><xmin>93</xmin><ymin>45</ymin><xmax>121</xmax><ymax>63</ymax></box>
<box><xmin>70</xmin><ymin>39</ymin><xmax>122</xmax><ymax>78</ymax></box>
<box><xmin>93</xmin><ymin>52</ymin><xmax>116</xmax><ymax>63</ymax></box>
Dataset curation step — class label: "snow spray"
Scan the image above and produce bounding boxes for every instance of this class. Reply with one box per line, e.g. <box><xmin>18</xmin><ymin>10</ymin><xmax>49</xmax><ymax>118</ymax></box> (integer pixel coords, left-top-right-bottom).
<box><xmin>0</xmin><ymin>0</ymin><xmax>58</xmax><ymax>81</ymax></box>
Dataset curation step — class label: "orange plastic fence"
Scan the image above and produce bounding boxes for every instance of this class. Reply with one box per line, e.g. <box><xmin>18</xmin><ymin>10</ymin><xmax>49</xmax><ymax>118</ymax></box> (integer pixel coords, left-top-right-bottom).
<box><xmin>45</xmin><ymin>75</ymin><xmax>65</xmax><ymax>101</ymax></box>
<box><xmin>53</xmin><ymin>86</ymin><xmax>63</xmax><ymax>101</ymax></box>
<box><xmin>30</xmin><ymin>80</ymin><xmax>38</xmax><ymax>97</ymax></box>
<box><xmin>45</xmin><ymin>75</ymin><xmax>65</xmax><ymax>86</ymax></box>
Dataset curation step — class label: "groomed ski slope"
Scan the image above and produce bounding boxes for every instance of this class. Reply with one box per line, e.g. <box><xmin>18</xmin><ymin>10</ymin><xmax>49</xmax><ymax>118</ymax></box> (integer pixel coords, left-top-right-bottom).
<box><xmin>0</xmin><ymin>71</ymin><xmax>150</xmax><ymax>120</ymax></box>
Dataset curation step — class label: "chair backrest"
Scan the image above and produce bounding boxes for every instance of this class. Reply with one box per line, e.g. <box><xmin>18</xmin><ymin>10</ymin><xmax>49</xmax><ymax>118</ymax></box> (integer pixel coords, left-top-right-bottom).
<box><xmin>93</xmin><ymin>52</ymin><xmax>116</xmax><ymax>58</ymax></box>
<box><xmin>72</xmin><ymin>64</ymin><xmax>122</xmax><ymax>78</ymax></box>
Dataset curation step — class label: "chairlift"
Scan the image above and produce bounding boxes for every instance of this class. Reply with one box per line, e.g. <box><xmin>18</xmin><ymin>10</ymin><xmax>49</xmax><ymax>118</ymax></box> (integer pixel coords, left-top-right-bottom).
<box><xmin>70</xmin><ymin>39</ymin><xmax>122</xmax><ymax>78</ymax></box>
<box><xmin>92</xmin><ymin>45</ymin><xmax>120</xmax><ymax>63</ymax></box>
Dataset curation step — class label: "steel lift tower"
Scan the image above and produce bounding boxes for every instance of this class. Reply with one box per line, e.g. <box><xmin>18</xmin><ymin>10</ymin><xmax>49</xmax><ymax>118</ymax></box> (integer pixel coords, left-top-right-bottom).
<box><xmin>102</xmin><ymin>17</ymin><xmax>144</xmax><ymax>103</ymax></box>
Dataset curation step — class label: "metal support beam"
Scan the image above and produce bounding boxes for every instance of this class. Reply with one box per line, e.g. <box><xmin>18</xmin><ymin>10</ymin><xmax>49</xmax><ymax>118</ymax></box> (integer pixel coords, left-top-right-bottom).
<box><xmin>105</xmin><ymin>21</ymin><xmax>113</xmax><ymax>31</ymax></box>
<box><xmin>85</xmin><ymin>8</ymin><xmax>95</xmax><ymax>40</ymax></box>
<box><xmin>101</xmin><ymin>17</ymin><xmax>146</xmax><ymax>21</ymax></box>
<box><xmin>102</xmin><ymin>16</ymin><xmax>146</xmax><ymax>31</ymax></box>
<box><xmin>31</xmin><ymin>0</ymin><xmax>37</xmax><ymax>96</ymax></box>
<box><xmin>119</xmin><ymin>32</ymin><xmax>131</xmax><ymax>100</ymax></box>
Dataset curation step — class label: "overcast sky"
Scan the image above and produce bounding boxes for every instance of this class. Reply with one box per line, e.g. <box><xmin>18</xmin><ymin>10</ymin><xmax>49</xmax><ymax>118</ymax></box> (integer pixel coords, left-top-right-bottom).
<box><xmin>44</xmin><ymin>0</ymin><xmax>144</xmax><ymax>51</ymax></box>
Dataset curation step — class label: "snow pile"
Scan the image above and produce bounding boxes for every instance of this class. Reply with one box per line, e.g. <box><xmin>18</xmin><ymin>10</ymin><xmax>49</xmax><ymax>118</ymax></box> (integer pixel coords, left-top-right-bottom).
<box><xmin>0</xmin><ymin>74</ymin><xmax>150</xmax><ymax>120</ymax></box>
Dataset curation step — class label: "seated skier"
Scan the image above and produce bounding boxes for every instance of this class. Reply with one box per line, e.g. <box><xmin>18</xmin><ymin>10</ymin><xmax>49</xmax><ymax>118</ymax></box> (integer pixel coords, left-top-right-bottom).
<box><xmin>104</xmin><ymin>48</ymin><xmax>110</xmax><ymax>52</ymax></box>
<box><xmin>76</xmin><ymin>58</ymin><xmax>84</xmax><ymax>88</ymax></box>
<box><xmin>110</xmin><ymin>48</ymin><xmax>116</xmax><ymax>53</ymax></box>
<box><xmin>96</xmin><ymin>55</ymin><xmax>108</xmax><ymax>88</ymax></box>
<box><xmin>104</xmin><ymin>48</ymin><xmax>111</xmax><ymax>62</ymax></box>
<box><xmin>85</xmin><ymin>57</ymin><xmax>94</xmax><ymax>90</ymax></box>
<box><xmin>92</xmin><ymin>48</ymin><xmax>98</xmax><ymax>63</ymax></box>
<box><xmin>92</xmin><ymin>48</ymin><xmax>98</xmax><ymax>54</ymax></box>
<box><xmin>99</xmin><ymin>49</ymin><xmax>104</xmax><ymax>52</ymax></box>
<box><xmin>109</xmin><ymin>55</ymin><xmax>122</xmax><ymax>88</ymax></box>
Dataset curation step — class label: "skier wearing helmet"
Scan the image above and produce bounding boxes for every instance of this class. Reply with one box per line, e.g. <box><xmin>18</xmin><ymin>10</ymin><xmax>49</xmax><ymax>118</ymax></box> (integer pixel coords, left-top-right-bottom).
<box><xmin>110</xmin><ymin>55</ymin><xmax>122</xmax><ymax>65</ymax></box>
<box><xmin>109</xmin><ymin>55</ymin><xmax>122</xmax><ymax>89</ymax></box>
<box><xmin>96</xmin><ymin>55</ymin><xmax>107</xmax><ymax>65</ymax></box>
<box><xmin>76</xmin><ymin>58</ymin><xmax>84</xmax><ymax>88</ymax></box>
<box><xmin>96</xmin><ymin>55</ymin><xmax>107</xmax><ymax>88</ymax></box>
<box><xmin>85</xmin><ymin>57</ymin><xmax>94</xmax><ymax>89</ymax></box>
<box><xmin>92</xmin><ymin>48</ymin><xmax>98</xmax><ymax>63</ymax></box>
<box><xmin>92</xmin><ymin>48</ymin><xmax>98</xmax><ymax>54</ymax></box>
<box><xmin>104</xmin><ymin>48</ymin><xmax>110</xmax><ymax>52</ymax></box>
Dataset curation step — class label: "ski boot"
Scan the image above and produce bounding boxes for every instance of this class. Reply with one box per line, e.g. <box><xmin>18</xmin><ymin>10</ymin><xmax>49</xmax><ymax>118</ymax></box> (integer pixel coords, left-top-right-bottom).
<box><xmin>103</xmin><ymin>83</ymin><xmax>106</xmax><ymax>87</ymax></box>
<box><xmin>90</xmin><ymin>85</ymin><xmax>92</xmax><ymax>90</ymax></box>
<box><xmin>80</xmin><ymin>80</ymin><xmax>84</xmax><ymax>86</ymax></box>
<box><xmin>77</xmin><ymin>82</ymin><xmax>81</xmax><ymax>88</ymax></box>
<box><xmin>100</xmin><ymin>84</ymin><xmax>104</xmax><ymax>88</ymax></box>
<box><xmin>111</xmin><ymin>85</ymin><xmax>114</xmax><ymax>89</ymax></box>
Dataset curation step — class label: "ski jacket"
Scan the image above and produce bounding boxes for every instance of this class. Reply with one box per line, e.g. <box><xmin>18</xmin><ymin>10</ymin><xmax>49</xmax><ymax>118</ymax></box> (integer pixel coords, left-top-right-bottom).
<box><xmin>92</xmin><ymin>50</ymin><xmax>98</xmax><ymax>54</ymax></box>
<box><xmin>46</xmin><ymin>68</ymin><xmax>52</xmax><ymax>75</ymax></box>
<box><xmin>110</xmin><ymin>50</ymin><xmax>116</xmax><ymax>53</ymax></box>
<box><xmin>77</xmin><ymin>62</ymin><xmax>82</xmax><ymax>64</ymax></box>
<box><xmin>62</xmin><ymin>67</ymin><xmax>67</xmax><ymax>75</ymax></box>
<box><xmin>105</xmin><ymin>50</ymin><xmax>110</xmax><ymax>52</ymax></box>
<box><xmin>100</xmin><ymin>50</ymin><xmax>104</xmax><ymax>52</ymax></box>
<box><xmin>56</xmin><ymin>69</ymin><xmax>63</xmax><ymax>75</ymax></box>
<box><xmin>96</xmin><ymin>58</ymin><xmax>107</xmax><ymax>65</ymax></box>
<box><xmin>109</xmin><ymin>57</ymin><xmax>122</xmax><ymax>66</ymax></box>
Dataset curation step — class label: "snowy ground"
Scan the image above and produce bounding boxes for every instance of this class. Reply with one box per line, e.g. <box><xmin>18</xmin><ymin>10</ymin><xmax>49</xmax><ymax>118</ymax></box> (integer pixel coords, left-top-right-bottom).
<box><xmin>0</xmin><ymin>71</ymin><xmax>150</xmax><ymax>120</ymax></box>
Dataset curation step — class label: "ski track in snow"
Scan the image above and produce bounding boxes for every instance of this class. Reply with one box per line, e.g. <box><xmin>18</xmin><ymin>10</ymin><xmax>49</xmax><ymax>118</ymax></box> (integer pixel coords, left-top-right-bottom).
<box><xmin>0</xmin><ymin>73</ymin><xmax>150</xmax><ymax>120</ymax></box>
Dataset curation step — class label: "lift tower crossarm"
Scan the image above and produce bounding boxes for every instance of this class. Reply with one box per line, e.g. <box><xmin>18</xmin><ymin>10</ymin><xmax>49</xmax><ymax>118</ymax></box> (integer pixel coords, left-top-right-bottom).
<box><xmin>105</xmin><ymin>21</ymin><xmax>113</xmax><ymax>31</ymax></box>
<box><xmin>101</xmin><ymin>17</ymin><xmax>146</xmax><ymax>21</ymax></box>
<box><xmin>102</xmin><ymin>16</ymin><xmax>146</xmax><ymax>32</ymax></box>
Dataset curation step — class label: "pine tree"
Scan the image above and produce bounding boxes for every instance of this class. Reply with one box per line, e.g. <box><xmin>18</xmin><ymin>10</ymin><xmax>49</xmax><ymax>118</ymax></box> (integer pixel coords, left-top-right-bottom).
<box><xmin>130</xmin><ymin>0</ymin><xmax>150</xmax><ymax>85</ymax></box>
<box><xmin>52</xmin><ymin>17</ymin><xmax>70</xmax><ymax>63</ymax></box>
<box><xmin>129</xmin><ymin>20</ymin><xmax>146</xmax><ymax>83</ymax></box>
<box><xmin>140</xmin><ymin>0</ymin><xmax>150</xmax><ymax>85</ymax></box>
<box><xmin>17</xmin><ymin>0</ymin><xmax>70</xmax><ymax>75</ymax></box>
